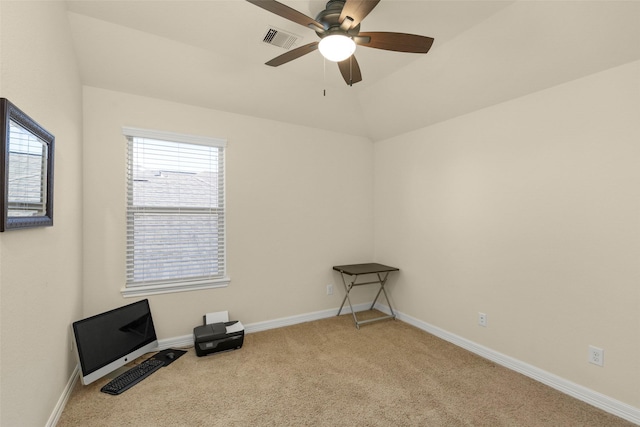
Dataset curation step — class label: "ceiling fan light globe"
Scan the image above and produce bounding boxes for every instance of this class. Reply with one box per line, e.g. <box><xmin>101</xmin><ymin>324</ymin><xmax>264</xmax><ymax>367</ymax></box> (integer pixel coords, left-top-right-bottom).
<box><xmin>318</xmin><ymin>35</ymin><xmax>356</xmax><ymax>62</ymax></box>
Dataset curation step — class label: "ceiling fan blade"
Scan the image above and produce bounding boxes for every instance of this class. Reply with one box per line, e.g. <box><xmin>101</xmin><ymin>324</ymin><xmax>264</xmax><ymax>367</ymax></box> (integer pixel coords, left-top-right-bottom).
<box><xmin>246</xmin><ymin>0</ymin><xmax>324</xmax><ymax>32</ymax></box>
<box><xmin>339</xmin><ymin>0</ymin><xmax>381</xmax><ymax>29</ymax></box>
<box><xmin>357</xmin><ymin>32</ymin><xmax>434</xmax><ymax>53</ymax></box>
<box><xmin>265</xmin><ymin>42</ymin><xmax>319</xmax><ymax>67</ymax></box>
<box><xmin>337</xmin><ymin>55</ymin><xmax>363</xmax><ymax>86</ymax></box>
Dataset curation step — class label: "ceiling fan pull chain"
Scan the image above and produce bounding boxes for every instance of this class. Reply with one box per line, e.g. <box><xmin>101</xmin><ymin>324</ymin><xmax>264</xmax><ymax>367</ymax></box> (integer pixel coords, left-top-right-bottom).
<box><xmin>350</xmin><ymin>56</ymin><xmax>353</xmax><ymax>87</ymax></box>
<box><xmin>323</xmin><ymin>57</ymin><xmax>327</xmax><ymax>97</ymax></box>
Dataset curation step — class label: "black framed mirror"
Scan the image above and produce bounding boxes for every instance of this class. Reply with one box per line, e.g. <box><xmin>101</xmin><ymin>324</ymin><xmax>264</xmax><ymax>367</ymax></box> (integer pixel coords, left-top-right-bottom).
<box><xmin>0</xmin><ymin>98</ymin><xmax>54</xmax><ymax>231</ymax></box>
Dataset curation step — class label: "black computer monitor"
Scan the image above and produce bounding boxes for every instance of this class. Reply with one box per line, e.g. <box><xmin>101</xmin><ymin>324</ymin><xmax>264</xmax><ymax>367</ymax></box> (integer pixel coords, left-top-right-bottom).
<box><xmin>72</xmin><ymin>299</ymin><xmax>158</xmax><ymax>385</ymax></box>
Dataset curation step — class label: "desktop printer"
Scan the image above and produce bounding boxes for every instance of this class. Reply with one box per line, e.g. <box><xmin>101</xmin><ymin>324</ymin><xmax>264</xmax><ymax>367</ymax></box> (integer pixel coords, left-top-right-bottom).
<box><xmin>193</xmin><ymin>320</ymin><xmax>244</xmax><ymax>357</ymax></box>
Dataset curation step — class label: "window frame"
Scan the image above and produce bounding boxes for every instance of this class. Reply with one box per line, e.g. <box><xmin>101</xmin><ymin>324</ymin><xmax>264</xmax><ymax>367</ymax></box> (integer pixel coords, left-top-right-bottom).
<box><xmin>121</xmin><ymin>126</ymin><xmax>229</xmax><ymax>297</ymax></box>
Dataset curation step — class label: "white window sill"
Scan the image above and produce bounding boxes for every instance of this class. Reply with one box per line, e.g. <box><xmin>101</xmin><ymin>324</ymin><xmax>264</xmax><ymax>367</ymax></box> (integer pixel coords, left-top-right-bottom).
<box><xmin>121</xmin><ymin>277</ymin><xmax>230</xmax><ymax>298</ymax></box>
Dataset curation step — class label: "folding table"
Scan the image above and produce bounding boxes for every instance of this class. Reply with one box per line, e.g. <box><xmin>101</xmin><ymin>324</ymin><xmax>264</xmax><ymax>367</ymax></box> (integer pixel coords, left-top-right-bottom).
<box><xmin>333</xmin><ymin>263</ymin><xmax>399</xmax><ymax>329</ymax></box>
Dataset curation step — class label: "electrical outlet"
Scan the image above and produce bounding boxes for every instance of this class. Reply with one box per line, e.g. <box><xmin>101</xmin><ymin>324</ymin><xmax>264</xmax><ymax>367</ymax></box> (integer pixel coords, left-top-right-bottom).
<box><xmin>478</xmin><ymin>312</ymin><xmax>487</xmax><ymax>327</ymax></box>
<box><xmin>588</xmin><ymin>345</ymin><xmax>604</xmax><ymax>366</ymax></box>
<box><xmin>326</xmin><ymin>284</ymin><xmax>334</xmax><ymax>295</ymax></box>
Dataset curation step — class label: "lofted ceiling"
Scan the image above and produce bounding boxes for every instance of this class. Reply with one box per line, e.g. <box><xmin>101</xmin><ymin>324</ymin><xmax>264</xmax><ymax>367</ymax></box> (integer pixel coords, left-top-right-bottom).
<box><xmin>65</xmin><ymin>0</ymin><xmax>640</xmax><ymax>141</ymax></box>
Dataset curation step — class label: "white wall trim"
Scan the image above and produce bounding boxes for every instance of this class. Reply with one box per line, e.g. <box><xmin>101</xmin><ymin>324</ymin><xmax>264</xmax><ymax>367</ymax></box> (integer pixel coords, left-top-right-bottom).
<box><xmin>54</xmin><ymin>302</ymin><xmax>639</xmax><ymax>426</ymax></box>
<box><xmin>47</xmin><ymin>365</ymin><xmax>79</xmax><ymax>427</ymax></box>
<box><xmin>120</xmin><ymin>279</ymin><xmax>229</xmax><ymax>298</ymax></box>
<box><xmin>243</xmin><ymin>303</ymin><xmax>370</xmax><ymax>333</ymax></box>
<box><xmin>121</xmin><ymin>126</ymin><xmax>227</xmax><ymax>148</ymax></box>
<box><xmin>374</xmin><ymin>303</ymin><xmax>640</xmax><ymax>426</ymax></box>
<box><xmin>156</xmin><ymin>303</ymin><xmax>371</xmax><ymax>349</ymax></box>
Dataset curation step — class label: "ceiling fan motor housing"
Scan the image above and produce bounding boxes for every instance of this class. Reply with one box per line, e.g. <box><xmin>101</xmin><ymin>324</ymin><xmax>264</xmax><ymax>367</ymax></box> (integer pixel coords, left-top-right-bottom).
<box><xmin>315</xmin><ymin>0</ymin><xmax>360</xmax><ymax>38</ymax></box>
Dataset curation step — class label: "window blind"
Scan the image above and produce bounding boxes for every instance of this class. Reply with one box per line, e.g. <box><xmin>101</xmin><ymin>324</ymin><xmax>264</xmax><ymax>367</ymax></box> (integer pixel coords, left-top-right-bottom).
<box><xmin>124</xmin><ymin>127</ymin><xmax>227</xmax><ymax>295</ymax></box>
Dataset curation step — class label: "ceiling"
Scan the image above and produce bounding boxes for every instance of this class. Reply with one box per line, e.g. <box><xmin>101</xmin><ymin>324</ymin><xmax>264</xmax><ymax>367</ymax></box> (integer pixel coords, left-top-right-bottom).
<box><xmin>65</xmin><ymin>0</ymin><xmax>640</xmax><ymax>141</ymax></box>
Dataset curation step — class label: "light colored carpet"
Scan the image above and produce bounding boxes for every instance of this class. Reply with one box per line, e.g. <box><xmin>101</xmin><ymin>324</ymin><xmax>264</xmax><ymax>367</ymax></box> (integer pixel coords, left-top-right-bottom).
<box><xmin>58</xmin><ymin>311</ymin><xmax>633</xmax><ymax>426</ymax></box>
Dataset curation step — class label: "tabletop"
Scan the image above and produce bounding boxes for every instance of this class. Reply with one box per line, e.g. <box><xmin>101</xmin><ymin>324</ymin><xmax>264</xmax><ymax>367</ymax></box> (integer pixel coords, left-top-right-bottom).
<box><xmin>332</xmin><ymin>263</ymin><xmax>399</xmax><ymax>276</ymax></box>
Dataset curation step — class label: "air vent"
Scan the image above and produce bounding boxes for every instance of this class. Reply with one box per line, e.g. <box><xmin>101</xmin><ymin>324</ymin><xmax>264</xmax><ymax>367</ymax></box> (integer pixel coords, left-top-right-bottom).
<box><xmin>262</xmin><ymin>27</ymin><xmax>300</xmax><ymax>50</ymax></box>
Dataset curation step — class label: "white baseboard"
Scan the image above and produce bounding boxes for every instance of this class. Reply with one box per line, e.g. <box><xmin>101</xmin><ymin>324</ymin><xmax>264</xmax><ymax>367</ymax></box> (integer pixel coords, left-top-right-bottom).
<box><xmin>157</xmin><ymin>334</ymin><xmax>195</xmax><ymax>350</ymax></box>
<box><xmin>374</xmin><ymin>303</ymin><xmax>640</xmax><ymax>426</ymax></box>
<box><xmin>55</xmin><ymin>302</ymin><xmax>640</xmax><ymax>426</ymax></box>
<box><xmin>47</xmin><ymin>365</ymin><xmax>79</xmax><ymax>427</ymax></box>
<box><xmin>244</xmin><ymin>302</ymin><xmax>371</xmax><ymax>333</ymax></box>
<box><xmin>156</xmin><ymin>302</ymin><xmax>371</xmax><ymax>349</ymax></box>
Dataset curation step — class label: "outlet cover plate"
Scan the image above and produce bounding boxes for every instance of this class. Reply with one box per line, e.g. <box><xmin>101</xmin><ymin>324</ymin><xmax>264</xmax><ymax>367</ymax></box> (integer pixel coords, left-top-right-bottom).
<box><xmin>588</xmin><ymin>345</ymin><xmax>604</xmax><ymax>366</ymax></box>
<box><xmin>478</xmin><ymin>312</ymin><xmax>487</xmax><ymax>327</ymax></box>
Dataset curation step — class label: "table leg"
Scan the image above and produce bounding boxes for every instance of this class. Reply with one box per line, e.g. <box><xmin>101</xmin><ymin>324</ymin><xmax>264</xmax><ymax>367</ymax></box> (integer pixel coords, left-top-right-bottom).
<box><xmin>369</xmin><ymin>272</ymin><xmax>389</xmax><ymax>309</ymax></box>
<box><xmin>336</xmin><ymin>272</ymin><xmax>360</xmax><ymax>329</ymax></box>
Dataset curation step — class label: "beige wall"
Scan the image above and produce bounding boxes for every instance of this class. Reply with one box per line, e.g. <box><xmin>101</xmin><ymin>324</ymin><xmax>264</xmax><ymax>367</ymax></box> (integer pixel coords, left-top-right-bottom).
<box><xmin>1</xmin><ymin>1</ymin><xmax>638</xmax><ymax>423</ymax></box>
<box><xmin>0</xmin><ymin>1</ymin><xmax>84</xmax><ymax>426</ymax></box>
<box><xmin>82</xmin><ymin>87</ymin><xmax>375</xmax><ymax>338</ymax></box>
<box><xmin>374</xmin><ymin>61</ymin><xmax>640</xmax><ymax>407</ymax></box>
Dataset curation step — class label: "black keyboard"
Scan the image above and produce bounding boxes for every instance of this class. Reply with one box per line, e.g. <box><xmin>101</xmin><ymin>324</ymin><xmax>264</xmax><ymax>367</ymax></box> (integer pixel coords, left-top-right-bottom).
<box><xmin>100</xmin><ymin>358</ymin><xmax>164</xmax><ymax>395</ymax></box>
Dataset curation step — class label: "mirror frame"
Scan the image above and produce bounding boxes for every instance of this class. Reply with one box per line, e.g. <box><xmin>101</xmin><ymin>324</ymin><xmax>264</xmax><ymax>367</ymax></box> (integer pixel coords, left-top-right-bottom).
<box><xmin>0</xmin><ymin>98</ymin><xmax>55</xmax><ymax>231</ymax></box>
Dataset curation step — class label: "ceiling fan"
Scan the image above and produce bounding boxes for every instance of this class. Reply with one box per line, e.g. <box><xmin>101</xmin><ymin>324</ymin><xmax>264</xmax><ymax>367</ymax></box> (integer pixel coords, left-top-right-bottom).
<box><xmin>247</xmin><ymin>0</ymin><xmax>434</xmax><ymax>85</ymax></box>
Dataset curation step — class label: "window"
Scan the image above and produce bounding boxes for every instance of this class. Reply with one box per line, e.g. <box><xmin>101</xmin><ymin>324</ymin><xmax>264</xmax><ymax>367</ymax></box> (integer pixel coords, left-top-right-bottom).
<box><xmin>122</xmin><ymin>127</ymin><xmax>228</xmax><ymax>297</ymax></box>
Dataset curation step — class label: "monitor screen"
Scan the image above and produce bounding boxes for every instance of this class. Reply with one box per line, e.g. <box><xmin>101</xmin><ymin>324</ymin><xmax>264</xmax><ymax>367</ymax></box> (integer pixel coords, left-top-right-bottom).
<box><xmin>72</xmin><ymin>299</ymin><xmax>158</xmax><ymax>385</ymax></box>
